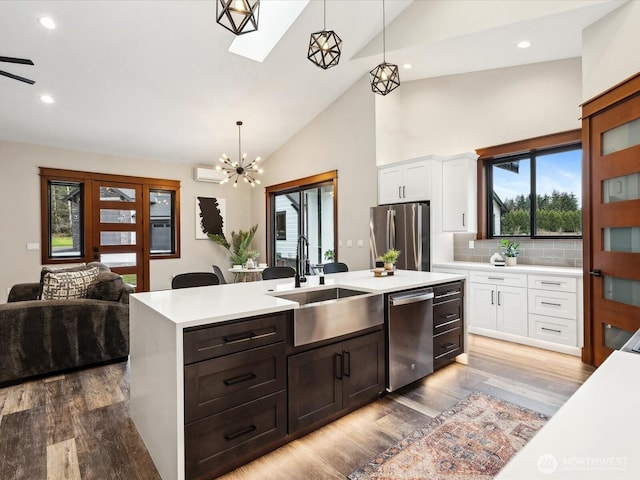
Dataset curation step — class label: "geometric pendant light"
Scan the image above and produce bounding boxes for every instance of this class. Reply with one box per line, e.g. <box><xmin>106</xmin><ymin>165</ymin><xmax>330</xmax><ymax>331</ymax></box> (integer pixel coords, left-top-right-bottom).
<box><xmin>307</xmin><ymin>0</ymin><xmax>342</xmax><ymax>70</ymax></box>
<box><xmin>216</xmin><ymin>121</ymin><xmax>263</xmax><ymax>187</ymax></box>
<box><xmin>369</xmin><ymin>0</ymin><xmax>400</xmax><ymax>96</ymax></box>
<box><xmin>216</xmin><ymin>0</ymin><xmax>260</xmax><ymax>36</ymax></box>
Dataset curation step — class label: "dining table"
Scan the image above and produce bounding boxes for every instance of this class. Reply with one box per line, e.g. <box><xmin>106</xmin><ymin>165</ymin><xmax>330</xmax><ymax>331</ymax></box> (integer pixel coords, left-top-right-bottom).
<box><xmin>228</xmin><ymin>265</ymin><xmax>267</xmax><ymax>282</ymax></box>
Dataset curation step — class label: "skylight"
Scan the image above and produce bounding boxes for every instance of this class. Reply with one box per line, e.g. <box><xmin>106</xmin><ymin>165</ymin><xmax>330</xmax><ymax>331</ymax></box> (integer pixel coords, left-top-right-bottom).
<box><xmin>228</xmin><ymin>0</ymin><xmax>309</xmax><ymax>63</ymax></box>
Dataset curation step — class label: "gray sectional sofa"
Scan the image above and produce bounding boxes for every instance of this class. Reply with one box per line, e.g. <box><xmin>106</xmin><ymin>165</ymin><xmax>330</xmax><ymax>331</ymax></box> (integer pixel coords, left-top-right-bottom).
<box><xmin>0</xmin><ymin>263</ymin><xmax>133</xmax><ymax>385</ymax></box>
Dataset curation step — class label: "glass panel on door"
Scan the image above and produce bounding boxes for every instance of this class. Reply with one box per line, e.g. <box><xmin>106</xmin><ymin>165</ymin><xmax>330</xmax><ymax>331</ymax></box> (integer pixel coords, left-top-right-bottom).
<box><xmin>602</xmin><ymin>173</ymin><xmax>640</xmax><ymax>203</ymax></box>
<box><xmin>603</xmin><ymin>227</ymin><xmax>640</xmax><ymax>253</ymax></box>
<box><xmin>603</xmin><ymin>323</ymin><xmax>634</xmax><ymax>351</ymax></box>
<box><xmin>303</xmin><ymin>183</ymin><xmax>334</xmax><ymax>270</ymax></box>
<box><xmin>602</xmin><ymin>117</ymin><xmax>640</xmax><ymax>155</ymax></box>
<box><xmin>99</xmin><ymin>187</ymin><xmax>136</xmax><ymax>201</ymax></box>
<box><xmin>273</xmin><ymin>192</ymin><xmax>299</xmax><ymax>269</ymax></box>
<box><xmin>100</xmin><ymin>209</ymin><xmax>137</xmax><ymax>223</ymax></box>
<box><xmin>100</xmin><ymin>232</ymin><xmax>137</xmax><ymax>246</ymax></box>
<box><xmin>604</xmin><ymin>276</ymin><xmax>640</xmax><ymax>307</ymax></box>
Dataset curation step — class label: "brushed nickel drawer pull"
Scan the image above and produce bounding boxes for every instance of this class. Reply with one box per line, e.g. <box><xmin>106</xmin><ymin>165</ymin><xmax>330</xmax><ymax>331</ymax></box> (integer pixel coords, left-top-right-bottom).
<box><xmin>225</xmin><ymin>425</ymin><xmax>257</xmax><ymax>441</ymax></box>
<box><xmin>541</xmin><ymin>301</ymin><xmax>562</xmax><ymax>307</ymax></box>
<box><xmin>436</xmin><ymin>291</ymin><xmax>460</xmax><ymax>299</ymax></box>
<box><xmin>441</xmin><ymin>313</ymin><xmax>458</xmax><ymax>319</ymax></box>
<box><xmin>223</xmin><ymin>372</ymin><xmax>257</xmax><ymax>386</ymax></box>
<box><xmin>488</xmin><ymin>276</ymin><xmax>505</xmax><ymax>281</ymax></box>
<box><xmin>541</xmin><ymin>327</ymin><xmax>562</xmax><ymax>334</ymax></box>
<box><xmin>442</xmin><ymin>343</ymin><xmax>457</xmax><ymax>350</ymax></box>
<box><xmin>540</xmin><ymin>281</ymin><xmax>561</xmax><ymax>286</ymax></box>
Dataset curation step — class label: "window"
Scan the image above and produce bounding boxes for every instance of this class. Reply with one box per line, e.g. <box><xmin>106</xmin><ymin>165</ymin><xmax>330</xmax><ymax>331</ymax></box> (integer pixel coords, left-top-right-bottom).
<box><xmin>266</xmin><ymin>171</ymin><xmax>337</xmax><ymax>271</ymax></box>
<box><xmin>478</xmin><ymin>130</ymin><xmax>582</xmax><ymax>239</ymax></box>
<box><xmin>149</xmin><ymin>189</ymin><xmax>176</xmax><ymax>254</ymax></box>
<box><xmin>48</xmin><ymin>181</ymin><xmax>84</xmax><ymax>258</ymax></box>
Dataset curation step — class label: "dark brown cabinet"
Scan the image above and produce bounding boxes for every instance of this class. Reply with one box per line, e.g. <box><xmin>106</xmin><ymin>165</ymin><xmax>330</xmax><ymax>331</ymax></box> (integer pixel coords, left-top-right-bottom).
<box><xmin>288</xmin><ymin>330</ymin><xmax>385</xmax><ymax>433</ymax></box>
<box><xmin>183</xmin><ymin>312</ymin><xmax>289</xmax><ymax>480</ymax></box>
<box><xmin>432</xmin><ymin>281</ymin><xmax>464</xmax><ymax>370</ymax></box>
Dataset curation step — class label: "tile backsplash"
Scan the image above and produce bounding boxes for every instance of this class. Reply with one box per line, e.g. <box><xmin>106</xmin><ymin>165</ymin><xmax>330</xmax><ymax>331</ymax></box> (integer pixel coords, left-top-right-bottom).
<box><xmin>453</xmin><ymin>233</ymin><xmax>583</xmax><ymax>268</ymax></box>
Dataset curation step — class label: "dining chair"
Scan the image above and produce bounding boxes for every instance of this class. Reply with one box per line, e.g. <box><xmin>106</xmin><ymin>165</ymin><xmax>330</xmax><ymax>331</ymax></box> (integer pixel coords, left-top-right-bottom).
<box><xmin>322</xmin><ymin>262</ymin><xmax>349</xmax><ymax>274</ymax></box>
<box><xmin>171</xmin><ymin>272</ymin><xmax>220</xmax><ymax>289</ymax></box>
<box><xmin>211</xmin><ymin>265</ymin><xmax>228</xmax><ymax>284</ymax></box>
<box><xmin>261</xmin><ymin>266</ymin><xmax>296</xmax><ymax>280</ymax></box>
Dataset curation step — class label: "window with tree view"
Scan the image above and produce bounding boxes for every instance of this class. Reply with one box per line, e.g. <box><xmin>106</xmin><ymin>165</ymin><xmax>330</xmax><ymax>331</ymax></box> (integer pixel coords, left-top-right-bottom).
<box><xmin>489</xmin><ymin>145</ymin><xmax>582</xmax><ymax>238</ymax></box>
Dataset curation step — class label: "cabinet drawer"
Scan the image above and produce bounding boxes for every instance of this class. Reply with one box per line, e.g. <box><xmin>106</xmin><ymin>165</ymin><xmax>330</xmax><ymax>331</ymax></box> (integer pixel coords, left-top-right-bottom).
<box><xmin>433</xmin><ymin>299</ymin><xmax>462</xmax><ymax>334</ymax></box>
<box><xmin>433</xmin><ymin>327</ymin><xmax>462</xmax><ymax>364</ymax></box>
<box><xmin>433</xmin><ymin>281</ymin><xmax>463</xmax><ymax>304</ymax></box>
<box><xmin>469</xmin><ymin>270</ymin><xmax>526</xmax><ymax>288</ymax></box>
<box><xmin>528</xmin><ymin>289</ymin><xmax>577</xmax><ymax>320</ymax></box>
<box><xmin>184</xmin><ymin>343</ymin><xmax>286</xmax><ymax>423</ymax></box>
<box><xmin>184</xmin><ymin>312</ymin><xmax>288</xmax><ymax>364</ymax></box>
<box><xmin>185</xmin><ymin>390</ymin><xmax>287</xmax><ymax>480</ymax></box>
<box><xmin>528</xmin><ymin>275</ymin><xmax>577</xmax><ymax>293</ymax></box>
<box><xmin>528</xmin><ymin>314</ymin><xmax>577</xmax><ymax>347</ymax></box>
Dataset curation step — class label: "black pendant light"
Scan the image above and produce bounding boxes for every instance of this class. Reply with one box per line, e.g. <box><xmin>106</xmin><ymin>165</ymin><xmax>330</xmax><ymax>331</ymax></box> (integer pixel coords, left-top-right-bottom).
<box><xmin>216</xmin><ymin>121</ymin><xmax>263</xmax><ymax>187</ymax></box>
<box><xmin>369</xmin><ymin>0</ymin><xmax>400</xmax><ymax>96</ymax></box>
<box><xmin>307</xmin><ymin>0</ymin><xmax>342</xmax><ymax>70</ymax></box>
<box><xmin>216</xmin><ymin>0</ymin><xmax>260</xmax><ymax>36</ymax></box>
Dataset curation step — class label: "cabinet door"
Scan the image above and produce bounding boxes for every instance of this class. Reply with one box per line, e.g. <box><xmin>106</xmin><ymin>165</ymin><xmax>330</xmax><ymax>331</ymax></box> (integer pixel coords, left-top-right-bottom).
<box><xmin>288</xmin><ymin>342</ymin><xmax>343</xmax><ymax>433</ymax></box>
<box><xmin>442</xmin><ymin>156</ymin><xmax>477</xmax><ymax>232</ymax></box>
<box><xmin>402</xmin><ymin>160</ymin><xmax>430</xmax><ymax>202</ymax></box>
<box><xmin>378</xmin><ymin>165</ymin><xmax>403</xmax><ymax>204</ymax></box>
<box><xmin>469</xmin><ymin>282</ymin><xmax>496</xmax><ymax>329</ymax></box>
<box><xmin>496</xmin><ymin>286</ymin><xmax>528</xmax><ymax>336</ymax></box>
<box><xmin>342</xmin><ymin>331</ymin><xmax>385</xmax><ymax>409</ymax></box>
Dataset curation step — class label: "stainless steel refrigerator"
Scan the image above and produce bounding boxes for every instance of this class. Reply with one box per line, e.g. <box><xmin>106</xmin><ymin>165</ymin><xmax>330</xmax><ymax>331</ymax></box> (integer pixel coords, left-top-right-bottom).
<box><xmin>369</xmin><ymin>202</ymin><xmax>430</xmax><ymax>271</ymax></box>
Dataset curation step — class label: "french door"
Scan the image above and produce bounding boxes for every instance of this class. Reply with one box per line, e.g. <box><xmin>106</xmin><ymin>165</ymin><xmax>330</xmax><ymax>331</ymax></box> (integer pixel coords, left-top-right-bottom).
<box><xmin>91</xmin><ymin>181</ymin><xmax>145</xmax><ymax>290</ymax></box>
<box><xmin>583</xmin><ymin>74</ymin><xmax>640</xmax><ymax>366</ymax></box>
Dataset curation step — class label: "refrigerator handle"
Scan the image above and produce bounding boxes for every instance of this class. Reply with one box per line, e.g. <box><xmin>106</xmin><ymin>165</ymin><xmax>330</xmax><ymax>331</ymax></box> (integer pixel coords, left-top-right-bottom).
<box><xmin>387</xmin><ymin>209</ymin><xmax>396</xmax><ymax>250</ymax></box>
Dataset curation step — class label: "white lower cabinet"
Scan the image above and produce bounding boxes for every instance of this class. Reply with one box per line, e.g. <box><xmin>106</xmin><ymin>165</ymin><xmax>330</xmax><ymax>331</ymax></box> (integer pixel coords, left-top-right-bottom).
<box><xmin>469</xmin><ymin>273</ymin><xmax>528</xmax><ymax>337</ymax></box>
<box><xmin>463</xmin><ymin>267</ymin><xmax>581</xmax><ymax>354</ymax></box>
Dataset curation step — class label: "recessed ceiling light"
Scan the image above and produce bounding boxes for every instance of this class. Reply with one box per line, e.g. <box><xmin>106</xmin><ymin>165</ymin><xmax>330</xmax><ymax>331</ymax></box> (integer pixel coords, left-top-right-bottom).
<box><xmin>40</xmin><ymin>94</ymin><xmax>55</xmax><ymax>104</ymax></box>
<box><xmin>39</xmin><ymin>17</ymin><xmax>56</xmax><ymax>29</ymax></box>
<box><xmin>517</xmin><ymin>40</ymin><xmax>531</xmax><ymax>49</ymax></box>
<box><xmin>403</xmin><ymin>63</ymin><xmax>413</xmax><ymax>69</ymax></box>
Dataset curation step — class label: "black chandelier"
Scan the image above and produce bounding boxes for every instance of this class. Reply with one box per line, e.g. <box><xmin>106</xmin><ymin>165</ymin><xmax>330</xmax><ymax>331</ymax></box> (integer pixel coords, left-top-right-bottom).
<box><xmin>369</xmin><ymin>0</ymin><xmax>400</xmax><ymax>96</ymax></box>
<box><xmin>216</xmin><ymin>0</ymin><xmax>260</xmax><ymax>36</ymax></box>
<box><xmin>307</xmin><ymin>0</ymin><xmax>342</xmax><ymax>70</ymax></box>
<box><xmin>216</xmin><ymin>121</ymin><xmax>263</xmax><ymax>187</ymax></box>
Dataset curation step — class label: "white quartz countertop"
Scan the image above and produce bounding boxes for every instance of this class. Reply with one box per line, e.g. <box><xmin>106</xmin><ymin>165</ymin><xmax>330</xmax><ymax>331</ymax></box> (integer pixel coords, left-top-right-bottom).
<box><xmin>131</xmin><ymin>269</ymin><xmax>464</xmax><ymax>328</ymax></box>
<box><xmin>433</xmin><ymin>261</ymin><xmax>583</xmax><ymax>277</ymax></box>
<box><xmin>495</xmin><ymin>350</ymin><xmax>640</xmax><ymax>479</ymax></box>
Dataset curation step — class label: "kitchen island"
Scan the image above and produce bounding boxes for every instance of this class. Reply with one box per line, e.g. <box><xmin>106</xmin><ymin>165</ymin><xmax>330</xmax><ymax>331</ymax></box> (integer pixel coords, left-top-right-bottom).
<box><xmin>130</xmin><ymin>269</ymin><xmax>465</xmax><ymax>480</ymax></box>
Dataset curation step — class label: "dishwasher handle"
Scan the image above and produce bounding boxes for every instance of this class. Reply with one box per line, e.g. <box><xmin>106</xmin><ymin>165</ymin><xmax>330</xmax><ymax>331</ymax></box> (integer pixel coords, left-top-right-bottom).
<box><xmin>389</xmin><ymin>290</ymin><xmax>434</xmax><ymax>306</ymax></box>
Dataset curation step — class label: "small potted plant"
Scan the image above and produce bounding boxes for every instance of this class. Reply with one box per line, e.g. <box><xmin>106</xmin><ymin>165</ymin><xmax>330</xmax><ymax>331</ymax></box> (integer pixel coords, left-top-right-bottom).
<box><xmin>324</xmin><ymin>249</ymin><xmax>335</xmax><ymax>262</ymax></box>
<box><xmin>379</xmin><ymin>249</ymin><xmax>401</xmax><ymax>271</ymax></box>
<box><xmin>501</xmin><ymin>239</ymin><xmax>520</xmax><ymax>266</ymax></box>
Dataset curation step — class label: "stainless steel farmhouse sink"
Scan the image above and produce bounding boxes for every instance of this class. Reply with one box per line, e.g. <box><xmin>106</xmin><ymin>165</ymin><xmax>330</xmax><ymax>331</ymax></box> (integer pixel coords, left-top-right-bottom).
<box><xmin>271</xmin><ymin>287</ymin><xmax>383</xmax><ymax>346</ymax></box>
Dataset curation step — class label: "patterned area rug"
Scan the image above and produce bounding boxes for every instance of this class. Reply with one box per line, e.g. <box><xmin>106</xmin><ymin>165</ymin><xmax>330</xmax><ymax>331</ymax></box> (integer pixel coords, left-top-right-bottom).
<box><xmin>349</xmin><ymin>391</ymin><xmax>548</xmax><ymax>480</ymax></box>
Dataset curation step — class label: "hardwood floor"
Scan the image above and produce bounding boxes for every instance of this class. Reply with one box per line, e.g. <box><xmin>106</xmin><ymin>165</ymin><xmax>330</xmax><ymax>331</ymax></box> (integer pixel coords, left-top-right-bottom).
<box><xmin>0</xmin><ymin>335</ymin><xmax>594</xmax><ymax>479</ymax></box>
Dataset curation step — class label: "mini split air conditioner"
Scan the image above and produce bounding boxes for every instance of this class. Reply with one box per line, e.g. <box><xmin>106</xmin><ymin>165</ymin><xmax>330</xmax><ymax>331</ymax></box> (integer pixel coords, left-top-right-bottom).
<box><xmin>194</xmin><ymin>167</ymin><xmax>227</xmax><ymax>184</ymax></box>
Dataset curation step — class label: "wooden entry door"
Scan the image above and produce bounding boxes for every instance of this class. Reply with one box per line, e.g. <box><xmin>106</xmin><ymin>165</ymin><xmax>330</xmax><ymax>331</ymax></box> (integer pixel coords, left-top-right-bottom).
<box><xmin>91</xmin><ymin>181</ymin><xmax>145</xmax><ymax>291</ymax></box>
<box><xmin>583</xmin><ymin>75</ymin><xmax>640</xmax><ymax>366</ymax></box>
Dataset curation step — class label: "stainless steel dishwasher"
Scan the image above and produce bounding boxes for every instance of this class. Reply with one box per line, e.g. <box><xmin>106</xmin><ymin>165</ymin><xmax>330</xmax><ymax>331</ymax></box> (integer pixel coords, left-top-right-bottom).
<box><xmin>387</xmin><ymin>287</ymin><xmax>434</xmax><ymax>392</ymax></box>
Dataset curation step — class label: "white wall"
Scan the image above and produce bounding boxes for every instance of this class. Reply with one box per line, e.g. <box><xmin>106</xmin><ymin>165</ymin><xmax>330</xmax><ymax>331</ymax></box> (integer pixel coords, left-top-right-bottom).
<box><xmin>376</xmin><ymin>58</ymin><xmax>582</xmax><ymax>165</ymax></box>
<box><xmin>251</xmin><ymin>76</ymin><xmax>377</xmax><ymax>271</ymax></box>
<box><xmin>0</xmin><ymin>141</ymin><xmax>251</xmax><ymax>301</ymax></box>
<box><xmin>582</xmin><ymin>0</ymin><xmax>640</xmax><ymax>101</ymax></box>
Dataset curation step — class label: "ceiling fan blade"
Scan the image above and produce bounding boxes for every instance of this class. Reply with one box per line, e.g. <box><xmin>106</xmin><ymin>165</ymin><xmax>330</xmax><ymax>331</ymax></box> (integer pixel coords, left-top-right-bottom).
<box><xmin>0</xmin><ymin>70</ymin><xmax>36</xmax><ymax>85</ymax></box>
<box><xmin>0</xmin><ymin>56</ymin><xmax>34</xmax><ymax>65</ymax></box>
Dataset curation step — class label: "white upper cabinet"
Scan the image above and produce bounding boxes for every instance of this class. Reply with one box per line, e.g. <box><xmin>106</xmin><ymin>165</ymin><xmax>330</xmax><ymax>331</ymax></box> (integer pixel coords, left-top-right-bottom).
<box><xmin>378</xmin><ymin>158</ymin><xmax>432</xmax><ymax>205</ymax></box>
<box><xmin>442</xmin><ymin>153</ymin><xmax>478</xmax><ymax>232</ymax></box>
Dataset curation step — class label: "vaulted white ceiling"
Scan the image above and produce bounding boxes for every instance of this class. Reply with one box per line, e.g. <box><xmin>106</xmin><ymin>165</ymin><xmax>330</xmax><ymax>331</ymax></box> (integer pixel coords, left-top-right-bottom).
<box><xmin>0</xmin><ymin>0</ymin><xmax>626</xmax><ymax>166</ymax></box>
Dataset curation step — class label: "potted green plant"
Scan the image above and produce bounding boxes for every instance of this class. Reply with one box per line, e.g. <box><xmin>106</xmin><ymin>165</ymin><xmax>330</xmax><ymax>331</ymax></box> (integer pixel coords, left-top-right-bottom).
<box><xmin>500</xmin><ymin>238</ymin><xmax>520</xmax><ymax>266</ymax></box>
<box><xmin>208</xmin><ymin>224</ymin><xmax>258</xmax><ymax>267</ymax></box>
<box><xmin>379</xmin><ymin>248</ymin><xmax>401</xmax><ymax>270</ymax></box>
<box><xmin>324</xmin><ymin>249</ymin><xmax>335</xmax><ymax>262</ymax></box>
